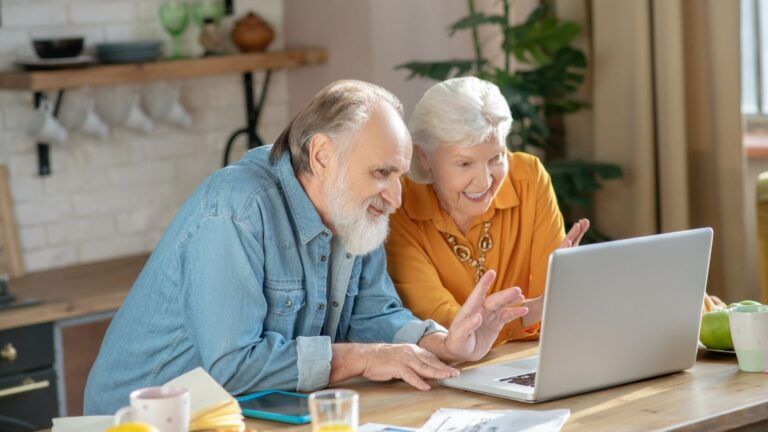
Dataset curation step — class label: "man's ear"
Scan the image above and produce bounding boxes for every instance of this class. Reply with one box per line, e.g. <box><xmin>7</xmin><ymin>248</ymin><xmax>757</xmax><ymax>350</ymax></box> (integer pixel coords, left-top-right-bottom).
<box><xmin>307</xmin><ymin>133</ymin><xmax>334</xmax><ymax>178</ymax></box>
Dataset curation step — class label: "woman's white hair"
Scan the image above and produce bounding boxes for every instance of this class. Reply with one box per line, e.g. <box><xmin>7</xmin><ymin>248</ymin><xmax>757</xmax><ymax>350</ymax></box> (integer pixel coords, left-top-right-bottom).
<box><xmin>407</xmin><ymin>77</ymin><xmax>512</xmax><ymax>183</ymax></box>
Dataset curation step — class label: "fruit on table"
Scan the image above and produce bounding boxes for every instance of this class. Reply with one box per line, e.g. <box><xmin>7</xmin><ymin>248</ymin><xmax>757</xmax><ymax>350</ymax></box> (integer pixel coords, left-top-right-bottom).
<box><xmin>700</xmin><ymin>310</ymin><xmax>733</xmax><ymax>350</ymax></box>
<box><xmin>105</xmin><ymin>422</ymin><xmax>159</xmax><ymax>432</ymax></box>
<box><xmin>728</xmin><ymin>300</ymin><xmax>762</xmax><ymax>308</ymax></box>
<box><xmin>699</xmin><ymin>297</ymin><xmax>763</xmax><ymax>350</ymax></box>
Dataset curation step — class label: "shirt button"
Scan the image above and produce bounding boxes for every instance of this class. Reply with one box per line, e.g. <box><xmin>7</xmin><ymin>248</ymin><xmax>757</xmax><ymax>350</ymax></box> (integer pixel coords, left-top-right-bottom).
<box><xmin>332</xmin><ymin>301</ymin><xmax>339</xmax><ymax>308</ymax></box>
<box><xmin>320</xmin><ymin>255</ymin><xmax>327</xmax><ymax>262</ymax></box>
<box><xmin>346</xmin><ymin>253</ymin><xmax>352</xmax><ymax>259</ymax></box>
<box><xmin>318</xmin><ymin>303</ymin><xmax>326</xmax><ymax>310</ymax></box>
<box><xmin>322</xmin><ymin>231</ymin><xmax>329</xmax><ymax>238</ymax></box>
<box><xmin>285</xmin><ymin>299</ymin><xmax>293</xmax><ymax>308</ymax></box>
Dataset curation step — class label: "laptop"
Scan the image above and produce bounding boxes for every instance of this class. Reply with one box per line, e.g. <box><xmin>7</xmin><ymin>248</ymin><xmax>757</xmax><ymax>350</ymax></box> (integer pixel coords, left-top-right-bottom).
<box><xmin>441</xmin><ymin>228</ymin><xmax>713</xmax><ymax>403</ymax></box>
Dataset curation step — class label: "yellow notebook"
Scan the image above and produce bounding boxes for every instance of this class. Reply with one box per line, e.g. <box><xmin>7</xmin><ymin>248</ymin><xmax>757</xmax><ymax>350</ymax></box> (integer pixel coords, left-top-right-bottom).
<box><xmin>166</xmin><ymin>367</ymin><xmax>246</xmax><ymax>432</ymax></box>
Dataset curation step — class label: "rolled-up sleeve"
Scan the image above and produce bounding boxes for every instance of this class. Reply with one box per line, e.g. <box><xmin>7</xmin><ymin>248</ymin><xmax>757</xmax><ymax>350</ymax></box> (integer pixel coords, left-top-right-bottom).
<box><xmin>181</xmin><ymin>214</ymin><xmax>331</xmax><ymax>394</ymax></box>
<box><xmin>392</xmin><ymin>319</ymin><xmax>447</xmax><ymax>344</ymax></box>
<box><xmin>346</xmin><ymin>247</ymin><xmax>447</xmax><ymax>344</ymax></box>
<box><xmin>296</xmin><ymin>336</ymin><xmax>332</xmax><ymax>391</ymax></box>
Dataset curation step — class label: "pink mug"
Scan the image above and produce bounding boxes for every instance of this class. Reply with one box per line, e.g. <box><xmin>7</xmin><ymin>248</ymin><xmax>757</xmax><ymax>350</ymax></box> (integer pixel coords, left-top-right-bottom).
<box><xmin>114</xmin><ymin>385</ymin><xmax>190</xmax><ymax>432</ymax></box>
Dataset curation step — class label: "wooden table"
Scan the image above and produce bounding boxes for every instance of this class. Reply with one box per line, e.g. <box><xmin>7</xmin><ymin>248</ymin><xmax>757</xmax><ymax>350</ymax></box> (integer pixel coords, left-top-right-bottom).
<box><xmin>245</xmin><ymin>342</ymin><xmax>768</xmax><ymax>432</ymax></box>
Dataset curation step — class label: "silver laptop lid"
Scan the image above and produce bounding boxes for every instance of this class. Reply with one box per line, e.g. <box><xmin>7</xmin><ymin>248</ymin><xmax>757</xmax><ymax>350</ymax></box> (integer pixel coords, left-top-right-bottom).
<box><xmin>534</xmin><ymin>228</ymin><xmax>713</xmax><ymax>401</ymax></box>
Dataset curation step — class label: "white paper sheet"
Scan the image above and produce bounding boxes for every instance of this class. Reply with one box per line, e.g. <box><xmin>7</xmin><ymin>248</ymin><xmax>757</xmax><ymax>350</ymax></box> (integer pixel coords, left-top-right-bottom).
<box><xmin>51</xmin><ymin>415</ymin><xmax>112</xmax><ymax>432</ymax></box>
<box><xmin>360</xmin><ymin>423</ymin><xmax>417</xmax><ymax>432</ymax></box>
<box><xmin>419</xmin><ymin>408</ymin><xmax>570</xmax><ymax>432</ymax></box>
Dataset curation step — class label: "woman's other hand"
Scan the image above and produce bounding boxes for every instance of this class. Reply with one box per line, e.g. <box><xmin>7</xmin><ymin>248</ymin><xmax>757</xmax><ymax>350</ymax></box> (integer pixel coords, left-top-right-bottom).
<box><xmin>522</xmin><ymin>219</ymin><xmax>591</xmax><ymax>327</ymax></box>
<box><xmin>558</xmin><ymin>218</ymin><xmax>590</xmax><ymax>249</ymax></box>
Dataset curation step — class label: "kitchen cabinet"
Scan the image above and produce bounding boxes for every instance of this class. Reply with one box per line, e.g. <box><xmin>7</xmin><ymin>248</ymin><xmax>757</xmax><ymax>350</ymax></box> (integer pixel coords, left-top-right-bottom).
<box><xmin>0</xmin><ymin>323</ymin><xmax>57</xmax><ymax>431</ymax></box>
<box><xmin>0</xmin><ymin>315</ymin><xmax>113</xmax><ymax>430</ymax></box>
<box><xmin>0</xmin><ymin>255</ymin><xmax>146</xmax><ymax>429</ymax></box>
<box><xmin>57</xmin><ymin>314</ymin><xmax>112</xmax><ymax>416</ymax></box>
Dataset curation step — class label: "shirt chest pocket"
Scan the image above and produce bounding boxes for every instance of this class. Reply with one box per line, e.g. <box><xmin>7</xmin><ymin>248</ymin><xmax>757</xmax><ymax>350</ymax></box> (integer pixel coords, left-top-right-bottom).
<box><xmin>263</xmin><ymin>278</ymin><xmax>305</xmax><ymax>337</ymax></box>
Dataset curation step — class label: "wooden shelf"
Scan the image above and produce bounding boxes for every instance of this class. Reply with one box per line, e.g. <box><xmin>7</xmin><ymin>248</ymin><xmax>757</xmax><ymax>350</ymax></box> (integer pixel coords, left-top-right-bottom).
<box><xmin>0</xmin><ymin>48</ymin><xmax>327</xmax><ymax>91</ymax></box>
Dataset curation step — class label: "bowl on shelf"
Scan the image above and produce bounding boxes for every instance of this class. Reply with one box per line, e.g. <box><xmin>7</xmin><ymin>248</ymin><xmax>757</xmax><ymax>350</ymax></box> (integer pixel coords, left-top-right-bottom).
<box><xmin>32</xmin><ymin>37</ymin><xmax>84</xmax><ymax>59</ymax></box>
<box><xmin>95</xmin><ymin>41</ymin><xmax>163</xmax><ymax>64</ymax></box>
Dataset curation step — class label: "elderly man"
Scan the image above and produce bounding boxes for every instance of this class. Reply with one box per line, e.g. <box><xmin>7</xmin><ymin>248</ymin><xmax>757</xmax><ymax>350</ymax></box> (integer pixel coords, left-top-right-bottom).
<box><xmin>84</xmin><ymin>80</ymin><xmax>529</xmax><ymax>415</ymax></box>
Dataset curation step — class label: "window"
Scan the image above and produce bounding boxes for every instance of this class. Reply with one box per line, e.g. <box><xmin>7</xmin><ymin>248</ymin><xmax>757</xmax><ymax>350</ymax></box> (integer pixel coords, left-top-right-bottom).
<box><xmin>742</xmin><ymin>0</ymin><xmax>761</xmax><ymax>117</ymax></box>
<box><xmin>742</xmin><ymin>0</ymin><xmax>768</xmax><ymax>156</ymax></box>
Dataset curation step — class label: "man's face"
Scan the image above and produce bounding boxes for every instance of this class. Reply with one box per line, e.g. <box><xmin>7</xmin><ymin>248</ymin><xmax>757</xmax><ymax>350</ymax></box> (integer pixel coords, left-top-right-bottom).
<box><xmin>324</xmin><ymin>103</ymin><xmax>412</xmax><ymax>255</ymax></box>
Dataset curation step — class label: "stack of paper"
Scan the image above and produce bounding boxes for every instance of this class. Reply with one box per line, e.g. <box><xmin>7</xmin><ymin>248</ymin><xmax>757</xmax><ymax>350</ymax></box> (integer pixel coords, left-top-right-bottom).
<box><xmin>419</xmin><ymin>408</ymin><xmax>570</xmax><ymax>432</ymax></box>
<box><xmin>52</xmin><ymin>368</ymin><xmax>245</xmax><ymax>432</ymax></box>
<box><xmin>357</xmin><ymin>408</ymin><xmax>569</xmax><ymax>432</ymax></box>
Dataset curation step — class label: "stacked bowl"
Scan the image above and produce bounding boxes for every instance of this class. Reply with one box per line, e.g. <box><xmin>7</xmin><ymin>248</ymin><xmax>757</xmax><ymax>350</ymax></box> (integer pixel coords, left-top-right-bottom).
<box><xmin>96</xmin><ymin>41</ymin><xmax>163</xmax><ymax>64</ymax></box>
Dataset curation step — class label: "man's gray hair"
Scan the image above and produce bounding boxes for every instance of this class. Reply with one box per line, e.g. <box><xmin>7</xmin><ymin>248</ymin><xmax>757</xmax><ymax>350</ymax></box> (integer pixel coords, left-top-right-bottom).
<box><xmin>407</xmin><ymin>77</ymin><xmax>512</xmax><ymax>183</ymax></box>
<box><xmin>270</xmin><ymin>79</ymin><xmax>404</xmax><ymax>173</ymax></box>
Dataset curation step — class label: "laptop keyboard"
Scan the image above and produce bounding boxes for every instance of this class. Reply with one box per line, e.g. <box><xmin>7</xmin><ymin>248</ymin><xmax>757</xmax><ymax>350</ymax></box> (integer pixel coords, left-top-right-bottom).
<box><xmin>498</xmin><ymin>372</ymin><xmax>536</xmax><ymax>387</ymax></box>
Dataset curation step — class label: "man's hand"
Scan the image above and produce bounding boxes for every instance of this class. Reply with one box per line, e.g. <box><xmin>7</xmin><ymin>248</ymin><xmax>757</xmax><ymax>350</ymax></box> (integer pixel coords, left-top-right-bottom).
<box><xmin>423</xmin><ymin>270</ymin><xmax>528</xmax><ymax>363</ymax></box>
<box><xmin>330</xmin><ymin>343</ymin><xmax>459</xmax><ymax>391</ymax></box>
<box><xmin>521</xmin><ymin>218</ymin><xmax>591</xmax><ymax>327</ymax></box>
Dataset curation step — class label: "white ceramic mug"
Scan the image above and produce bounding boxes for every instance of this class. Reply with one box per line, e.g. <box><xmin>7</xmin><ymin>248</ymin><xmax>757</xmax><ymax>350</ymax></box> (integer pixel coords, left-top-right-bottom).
<box><xmin>114</xmin><ymin>385</ymin><xmax>191</xmax><ymax>432</ymax></box>
<box><xmin>143</xmin><ymin>82</ymin><xmax>192</xmax><ymax>129</ymax></box>
<box><xmin>59</xmin><ymin>90</ymin><xmax>109</xmax><ymax>139</ymax></box>
<box><xmin>26</xmin><ymin>102</ymin><xmax>68</xmax><ymax>144</ymax></box>
<box><xmin>95</xmin><ymin>86</ymin><xmax>154</xmax><ymax>134</ymax></box>
<box><xmin>124</xmin><ymin>103</ymin><xmax>155</xmax><ymax>133</ymax></box>
<box><xmin>729</xmin><ymin>305</ymin><xmax>768</xmax><ymax>372</ymax></box>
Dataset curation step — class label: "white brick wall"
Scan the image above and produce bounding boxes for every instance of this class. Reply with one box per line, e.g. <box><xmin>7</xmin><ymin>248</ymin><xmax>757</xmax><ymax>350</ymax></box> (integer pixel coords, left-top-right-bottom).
<box><xmin>68</xmin><ymin>1</ymin><xmax>138</xmax><ymax>25</ymax></box>
<box><xmin>0</xmin><ymin>0</ymin><xmax>288</xmax><ymax>272</ymax></box>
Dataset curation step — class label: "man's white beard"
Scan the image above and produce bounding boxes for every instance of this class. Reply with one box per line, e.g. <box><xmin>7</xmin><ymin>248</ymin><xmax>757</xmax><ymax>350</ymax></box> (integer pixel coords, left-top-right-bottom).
<box><xmin>325</xmin><ymin>173</ymin><xmax>392</xmax><ymax>256</ymax></box>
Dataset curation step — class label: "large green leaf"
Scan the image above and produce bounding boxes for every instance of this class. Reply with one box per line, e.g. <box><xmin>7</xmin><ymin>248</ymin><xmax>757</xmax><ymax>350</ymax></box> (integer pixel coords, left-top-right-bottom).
<box><xmin>503</xmin><ymin>5</ymin><xmax>581</xmax><ymax>65</ymax></box>
<box><xmin>448</xmin><ymin>13</ymin><xmax>507</xmax><ymax>36</ymax></box>
<box><xmin>395</xmin><ymin>59</ymin><xmax>484</xmax><ymax>81</ymax></box>
<box><xmin>516</xmin><ymin>48</ymin><xmax>587</xmax><ymax>98</ymax></box>
<box><xmin>525</xmin><ymin>3</ymin><xmax>549</xmax><ymax>24</ymax></box>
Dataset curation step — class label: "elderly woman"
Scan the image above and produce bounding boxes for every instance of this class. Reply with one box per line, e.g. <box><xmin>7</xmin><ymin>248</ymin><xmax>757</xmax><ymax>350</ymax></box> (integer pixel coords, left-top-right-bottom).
<box><xmin>386</xmin><ymin>77</ymin><xmax>589</xmax><ymax>345</ymax></box>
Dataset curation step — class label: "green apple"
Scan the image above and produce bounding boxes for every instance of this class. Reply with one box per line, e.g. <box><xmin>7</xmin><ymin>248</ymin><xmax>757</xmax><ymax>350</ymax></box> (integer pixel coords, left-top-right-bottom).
<box><xmin>728</xmin><ymin>300</ymin><xmax>762</xmax><ymax>309</ymax></box>
<box><xmin>700</xmin><ymin>310</ymin><xmax>733</xmax><ymax>350</ymax></box>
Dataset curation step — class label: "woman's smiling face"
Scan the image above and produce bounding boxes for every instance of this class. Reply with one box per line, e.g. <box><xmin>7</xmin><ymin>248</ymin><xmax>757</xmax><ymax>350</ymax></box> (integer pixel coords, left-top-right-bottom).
<box><xmin>422</xmin><ymin>135</ymin><xmax>508</xmax><ymax>230</ymax></box>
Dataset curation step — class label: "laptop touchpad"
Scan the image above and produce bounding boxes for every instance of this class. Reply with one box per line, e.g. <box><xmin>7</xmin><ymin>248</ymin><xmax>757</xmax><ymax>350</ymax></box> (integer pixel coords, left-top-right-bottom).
<box><xmin>498</xmin><ymin>355</ymin><xmax>538</xmax><ymax>373</ymax></box>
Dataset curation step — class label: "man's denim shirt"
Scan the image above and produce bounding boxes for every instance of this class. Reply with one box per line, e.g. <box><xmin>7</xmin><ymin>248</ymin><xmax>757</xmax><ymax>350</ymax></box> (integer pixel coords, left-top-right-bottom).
<box><xmin>84</xmin><ymin>146</ymin><xmax>445</xmax><ymax>415</ymax></box>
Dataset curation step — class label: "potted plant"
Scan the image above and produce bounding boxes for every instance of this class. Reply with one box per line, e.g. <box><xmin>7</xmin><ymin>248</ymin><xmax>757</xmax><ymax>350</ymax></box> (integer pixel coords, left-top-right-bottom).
<box><xmin>397</xmin><ymin>1</ymin><xmax>622</xmax><ymax>242</ymax></box>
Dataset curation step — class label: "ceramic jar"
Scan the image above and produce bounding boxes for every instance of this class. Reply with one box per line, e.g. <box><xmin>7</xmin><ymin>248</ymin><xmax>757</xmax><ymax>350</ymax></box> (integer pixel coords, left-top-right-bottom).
<box><xmin>231</xmin><ymin>12</ymin><xmax>274</xmax><ymax>52</ymax></box>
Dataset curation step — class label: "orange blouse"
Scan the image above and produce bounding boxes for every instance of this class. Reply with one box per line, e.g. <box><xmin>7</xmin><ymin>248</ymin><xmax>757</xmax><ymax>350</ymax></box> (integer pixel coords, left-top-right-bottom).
<box><xmin>385</xmin><ymin>152</ymin><xmax>565</xmax><ymax>345</ymax></box>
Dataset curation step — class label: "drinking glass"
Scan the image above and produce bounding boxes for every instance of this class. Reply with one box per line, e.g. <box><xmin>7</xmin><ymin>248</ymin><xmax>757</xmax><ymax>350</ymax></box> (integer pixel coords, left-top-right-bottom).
<box><xmin>308</xmin><ymin>390</ymin><xmax>359</xmax><ymax>432</ymax></box>
<box><xmin>159</xmin><ymin>1</ymin><xmax>190</xmax><ymax>59</ymax></box>
<box><xmin>191</xmin><ymin>0</ymin><xmax>224</xmax><ymax>26</ymax></box>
